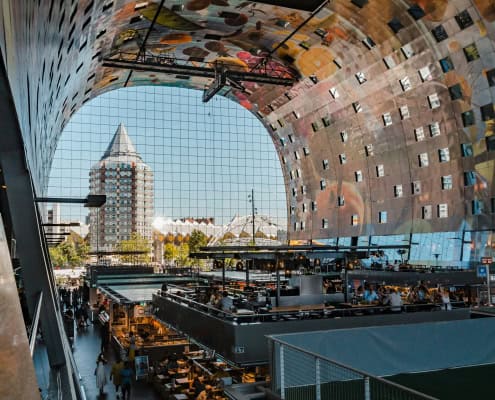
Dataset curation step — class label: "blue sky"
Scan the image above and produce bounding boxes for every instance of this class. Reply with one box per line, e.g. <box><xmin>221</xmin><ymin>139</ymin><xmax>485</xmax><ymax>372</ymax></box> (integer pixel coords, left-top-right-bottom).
<box><xmin>48</xmin><ymin>86</ymin><xmax>287</xmax><ymax>227</ymax></box>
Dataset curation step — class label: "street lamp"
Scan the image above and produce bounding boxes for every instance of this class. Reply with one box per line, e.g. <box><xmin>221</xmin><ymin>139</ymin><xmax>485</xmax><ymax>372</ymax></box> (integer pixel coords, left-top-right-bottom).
<box><xmin>247</xmin><ymin>189</ymin><xmax>257</xmax><ymax>245</ymax></box>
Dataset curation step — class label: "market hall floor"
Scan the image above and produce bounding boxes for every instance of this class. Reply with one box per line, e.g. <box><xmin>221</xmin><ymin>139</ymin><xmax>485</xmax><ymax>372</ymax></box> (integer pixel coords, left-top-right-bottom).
<box><xmin>73</xmin><ymin>322</ymin><xmax>160</xmax><ymax>399</ymax></box>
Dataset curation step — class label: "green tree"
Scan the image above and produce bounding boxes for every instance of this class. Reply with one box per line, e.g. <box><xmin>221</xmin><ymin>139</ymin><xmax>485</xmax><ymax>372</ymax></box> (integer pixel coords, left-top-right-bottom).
<box><xmin>49</xmin><ymin>246</ymin><xmax>66</xmax><ymax>267</ymax></box>
<box><xmin>177</xmin><ymin>243</ymin><xmax>191</xmax><ymax>266</ymax></box>
<box><xmin>164</xmin><ymin>243</ymin><xmax>179</xmax><ymax>262</ymax></box>
<box><xmin>188</xmin><ymin>229</ymin><xmax>208</xmax><ymax>254</ymax></box>
<box><xmin>48</xmin><ymin>231</ymin><xmax>90</xmax><ymax>268</ymax></box>
<box><xmin>115</xmin><ymin>232</ymin><xmax>151</xmax><ymax>264</ymax></box>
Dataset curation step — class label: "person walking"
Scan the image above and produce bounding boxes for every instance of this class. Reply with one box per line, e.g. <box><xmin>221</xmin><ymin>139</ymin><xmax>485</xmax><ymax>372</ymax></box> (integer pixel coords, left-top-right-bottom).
<box><xmin>95</xmin><ymin>353</ymin><xmax>108</xmax><ymax>395</ymax></box>
<box><xmin>110</xmin><ymin>356</ymin><xmax>124</xmax><ymax>399</ymax></box>
<box><xmin>120</xmin><ymin>361</ymin><xmax>133</xmax><ymax>400</ymax></box>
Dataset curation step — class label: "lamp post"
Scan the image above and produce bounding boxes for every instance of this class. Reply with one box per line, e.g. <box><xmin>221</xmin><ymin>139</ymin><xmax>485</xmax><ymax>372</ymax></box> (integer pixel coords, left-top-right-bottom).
<box><xmin>248</xmin><ymin>189</ymin><xmax>257</xmax><ymax>246</ymax></box>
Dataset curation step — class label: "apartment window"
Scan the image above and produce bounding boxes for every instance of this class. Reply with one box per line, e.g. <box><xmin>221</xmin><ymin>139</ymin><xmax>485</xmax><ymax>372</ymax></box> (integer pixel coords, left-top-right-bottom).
<box><xmin>300</xmin><ymin>221</ymin><xmax>305</xmax><ymax>230</ymax></box>
<box><xmin>356</xmin><ymin>71</ymin><xmax>367</xmax><ymax>84</ymax></box>
<box><xmin>401</xmin><ymin>44</ymin><xmax>414</xmax><ymax>59</ymax></box>
<box><xmin>320</xmin><ymin>179</ymin><xmax>326</xmax><ymax>190</ymax></box>
<box><xmin>486</xmin><ymin>136</ymin><xmax>495</xmax><ymax>152</ymax></box>
<box><xmin>351</xmin><ymin>0</ymin><xmax>368</xmax><ymax>8</ymax></box>
<box><xmin>487</xmin><ymin>68</ymin><xmax>495</xmax><ymax>87</ymax></box>
<box><xmin>322</xmin><ymin>159</ymin><xmax>329</xmax><ymax>170</ymax></box>
<box><xmin>294</xmin><ymin>151</ymin><xmax>300</xmax><ymax>160</ymax></box>
<box><xmin>438</xmin><ymin>203</ymin><xmax>448</xmax><ymax>218</ymax></box>
<box><xmin>303</xmin><ymin>147</ymin><xmax>310</xmax><ymax>156</ymax></box>
<box><xmin>431</xmin><ymin>25</ymin><xmax>448</xmax><ymax>42</ymax></box>
<box><xmin>422</xmin><ymin>205</ymin><xmax>432</xmax><ymax>220</ymax></box>
<box><xmin>481</xmin><ymin>103</ymin><xmax>495</xmax><ymax>121</ymax></box>
<box><xmin>312</xmin><ymin>201</ymin><xmax>317</xmax><ymax>211</ymax></box>
<box><xmin>355</xmin><ymin>170</ymin><xmax>363</xmax><ymax>182</ymax></box>
<box><xmin>399</xmin><ymin>105</ymin><xmax>410</xmax><ymax>119</ymax></box>
<box><xmin>439</xmin><ymin>56</ymin><xmax>454</xmax><ymax>73</ymax></box>
<box><xmin>464</xmin><ymin>171</ymin><xmax>476</xmax><ymax>186</ymax></box>
<box><xmin>462</xmin><ymin>110</ymin><xmax>475</xmax><ymax>127</ymax></box>
<box><xmin>464</xmin><ymin>43</ymin><xmax>480</xmax><ymax>62</ymax></box>
<box><xmin>408</xmin><ymin>4</ymin><xmax>425</xmax><ymax>20</ymax></box>
<box><xmin>415</xmin><ymin>127</ymin><xmax>425</xmax><ymax>141</ymax></box>
<box><xmin>429</xmin><ymin>122</ymin><xmax>440</xmax><ymax>137</ymax></box>
<box><xmin>292</xmin><ymin>188</ymin><xmax>297</xmax><ymax>197</ymax></box>
<box><xmin>340</xmin><ymin>131</ymin><xmax>348</xmax><ymax>142</ymax></box>
<box><xmin>353</xmin><ymin>102</ymin><xmax>362</xmax><ymax>113</ymax></box>
<box><xmin>418</xmin><ymin>66</ymin><xmax>432</xmax><ymax>82</ymax></box>
<box><xmin>322</xmin><ymin>116</ymin><xmax>331</xmax><ymax>127</ymax></box>
<box><xmin>363</xmin><ymin>36</ymin><xmax>376</xmax><ymax>49</ymax></box>
<box><xmin>455</xmin><ymin>10</ymin><xmax>474</xmax><ymax>29</ymax></box>
<box><xmin>338</xmin><ymin>196</ymin><xmax>345</xmax><ymax>206</ymax></box>
<box><xmin>311</xmin><ymin>122</ymin><xmax>320</xmax><ymax>132</ymax></box>
<box><xmin>329</xmin><ymin>87</ymin><xmax>339</xmax><ymax>99</ymax></box>
<box><xmin>289</xmin><ymin>170</ymin><xmax>294</xmax><ymax>180</ymax></box>
<box><xmin>296</xmin><ymin>168</ymin><xmax>302</xmax><ymax>178</ymax></box>
<box><xmin>322</xmin><ymin>218</ymin><xmax>329</xmax><ymax>229</ymax></box>
<box><xmin>394</xmin><ymin>184</ymin><xmax>403</xmax><ymax>198</ymax></box>
<box><xmin>280</xmin><ymin>137</ymin><xmax>285</xmax><ymax>146</ymax></box>
<box><xmin>282</xmin><ymin>156</ymin><xmax>287</xmax><ymax>164</ymax></box>
<box><xmin>365</xmin><ymin>144</ymin><xmax>374</xmax><ymax>156</ymax></box>
<box><xmin>293</xmin><ymin>111</ymin><xmax>300</xmax><ymax>119</ymax></box>
<box><xmin>439</xmin><ymin>147</ymin><xmax>450</xmax><ymax>163</ymax></box>
<box><xmin>419</xmin><ymin>153</ymin><xmax>429</xmax><ymax>167</ymax></box>
<box><xmin>339</xmin><ymin>154</ymin><xmax>347</xmax><ymax>164</ymax></box>
<box><xmin>461</xmin><ymin>143</ymin><xmax>473</xmax><ymax>157</ymax></box>
<box><xmin>400</xmin><ymin>76</ymin><xmax>412</xmax><ymax>91</ymax></box>
<box><xmin>379</xmin><ymin>211</ymin><xmax>388</xmax><ymax>224</ymax></box>
<box><xmin>441</xmin><ymin>175</ymin><xmax>453</xmax><ymax>190</ymax></box>
<box><xmin>351</xmin><ymin>214</ymin><xmax>359</xmax><ymax>226</ymax></box>
<box><xmin>301</xmin><ymin>185</ymin><xmax>307</xmax><ymax>195</ymax></box>
<box><xmin>302</xmin><ymin>203</ymin><xmax>307</xmax><ymax>212</ymax></box>
<box><xmin>448</xmin><ymin>83</ymin><xmax>463</xmax><ymax>100</ymax></box>
<box><xmin>382</xmin><ymin>113</ymin><xmax>393</xmax><ymax>126</ymax></box>
<box><xmin>472</xmin><ymin>199</ymin><xmax>484</xmax><ymax>215</ymax></box>
<box><xmin>388</xmin><ymin>18</ymin><xmax>403</xmax><ymax>33</ymax></box>
<box><xmin>376</xmin><ymin>164</ymin><xmax>385</xmax><ymax>177</ymax></box>
<box><xmin>428</xmin><ymin>93</ymin><xmax>440</xmax><ymax>109</ymax></box>
<box><xmin>278</xmin><ymin>119</ymin><xmax>285</xmax><ymax>127</ymax></box>
<box><xmin>383</xmin><ymin>55</ymin><xmax>397</xmax><ymax>69</ymax></box>
<box><xmin>412</xmin><ymin>180</ymin><xmax>421</xmax><ymax>195</ymax></box>
<box><xmin>288</xmin><ymin>134</ymin><xmax>294</xmax><ymax>143</ymax></box>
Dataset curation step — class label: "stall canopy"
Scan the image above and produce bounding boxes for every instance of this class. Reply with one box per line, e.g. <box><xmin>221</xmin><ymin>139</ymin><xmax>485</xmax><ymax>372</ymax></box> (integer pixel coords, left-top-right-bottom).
<box><xmin>99</xmin><ymin>284</ymin><xmax>162</xmax><ymax>304</ymax></box>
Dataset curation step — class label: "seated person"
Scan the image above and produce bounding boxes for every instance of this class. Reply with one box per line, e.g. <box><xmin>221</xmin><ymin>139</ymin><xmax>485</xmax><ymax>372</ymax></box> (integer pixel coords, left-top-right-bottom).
<box><xmin>220</xmin><ymin>291</ymin><xmax>233</xmax><ymax>312</ymax></box>
<box><xmin>363</xmin><ymin>284</ymin><xmax>379</xmax><ymax>303</ymax></box>
<box><xmin>383</xmin><ymin>288</ymin><xmax>402</xmax><ymax>312</ymax></box>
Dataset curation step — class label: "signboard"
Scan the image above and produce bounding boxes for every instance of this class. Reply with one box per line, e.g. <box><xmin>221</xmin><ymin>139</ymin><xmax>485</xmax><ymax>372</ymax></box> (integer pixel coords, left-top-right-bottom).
<box><xmin>481</xmin><ymin>257</ymin><xmax>492</xmax><ymax>264</ymax></box>
<box><xmin>477</xmin><ymin>265</ymin><xmax>488</xmax><ymax>278</ymax></box>
<box><xmin>135</xmin><ymin>355</ymin><xmax>149</xmax><ymax>380</ymax></box>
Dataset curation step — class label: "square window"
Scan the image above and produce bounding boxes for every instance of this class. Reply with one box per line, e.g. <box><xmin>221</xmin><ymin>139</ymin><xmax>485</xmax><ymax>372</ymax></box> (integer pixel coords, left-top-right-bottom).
<box><xmin>487</xmin><ymin>68</ymin><xmax>495</xmax><ymax>87</ymax></box>
<box><xmin>419</xmin><ymin>66</ymin><xmax>432</xmax><ymax>82</ymax></box>
<box><xmin>351</xmin><ymin>214</ymin><xmax>359</xmax><ymax>226</ymax></box>
<box><xmin>481</xmin><ymin>103</ymin><xmax>495</xmax><ymax>121</ymax></box>
<box><xmin>449</xmin><ymin>83</ymin><xmax>463</xmax><ymax>100</ymax></box>
<box><xmin>422</xmin><ymin>205</ymin><xmax>432</xmax><ymax>220</ymax></box>
<box><xmin>322</xmin><ymin>218</ymin><xmax>329</xmax><ymax>229</ymax></box>
<box><xmin>338</xmin><ymin>196</ymin><xmax>345</xmax><ymax>206</ymax></box>
<box><xmin>462</xmin><ymin>110</ymin><xmax>475</xmax><ymax>127</ymax></box>
<box><xmin>379</xmin><ymin>211</ymin><xmax>388</xmax><ymax>224</ymax></box>
<box><xmin>439</xmin><ymin>56</ymin><xmax>454</xmax><ymax>73</ymax></box>
<box><xmin>439</xmin><ymin>147</ymin><xmax>450</xmax><ymax>162</ymax></box>
<box><xmin>394</xmin><ymin>184</ymin><xmax>403</xmax><ymax>198</ymax></box>
<box><xmin>464</xmin><ymin>171</ymin><xmax>476</xmax><ymax>186</ymax></box>
<box><xmin>322</xmin><ymin>116</ymin><xmax>331</xmax><ymax>126</ymax></box>
<box><xmin>292</xmin><ymin>188</ymin><xmax>297</xmax><ymax>197</ymax></box>
<box><xmin>351</xmin><ymin>0</ymin><xmax>368</xmax><ymax>8</ymax></box>
<box><xmin>408</xmin><ymin>4</ymin><xmax>425</xmax><ymax>20</ymax></box>
<box><xmin>429</xmin><ymin>122</ymin><xmax>441</xmax><ymax>137</ymax></box>
<box><xmin>438</xmin><ymin>203</ymin><xmax>448</xmax><ymax>218</ymax></box>
<box><xmin>428</xmin><ymin>93</ymin><xmax>441</xmax><ymax>109</ymax></box>
<box><xmin>353</xmin><ymin>101</ymin><xmax>362</xmax><ymax>113</ymax></box>
<box><xmin>280</xmin><ymin>137</ymin><xmax>286</xmax><ymax>146</ymax></box>
<box><xmin>388</xmin><ymin>18</ymin><xmax>403</xmax><ymax>33</ymax></box>
<box><xmin>311</xmin><ymin>122</ymin><xmax>320</xmax><ymax>132</ymax></box>
<box><xmin>363</xmin><ymin>36</ymin><xmax>376</xmax><ymax>49</ymax></box>
<box><xmin>412</xmin><ymin>180</ymin><xmax>421</xmax><ymax>195</ymax></box>
<box><xmin>472</xmin><ymin>199</ymin><xmax>484</xmax><ymax>215</ymax></box>
<box><xmin>355</xmin><ymin>170</ymin><xmax>363</xmax><ymax>182</ymax></box>
<box><xmin>302</xmin><ymin>203</ymin><xmax>307</xmax><ymax>212</ymax></box>
<box><xmin>365</xmin><ymin>144</ymin><xmax>374</xmax><ymax>156</ymax></box>
<box><xmin>356</xmin><ymin>71</ymin><xmax>367</xmax><ymax>84</ymax></box>
<box><xmin>415</xmin><ymin>126</ymin><xmax>425</xmax><ymax>141</ymax></box>
<box><xmin>322</xmin><ymin>159</ymin><xmax>329</xmax><ymax>170</ymax></box>
<box><xmin>303</xmin><ymin>147</ymin><xmax>310</xmax><ymax>156</ymax></box>
<box><xmin>329</xmin><ymin>87</ymin><xmax>339</xmax><ymax>98</ymax></box>
<box><xmin>399</xmin><ymin>105</ymin><xmax>410</xmax><ymax>119</ymax></box>
<box><xmin>400</xmin><ymin>76</ymin><xmax>412</xmax><ymax>91</ymax></box>
<box><xmin>431</xmin><ymin>25</ymin><xmax>448</xmax><ymax>42</ymax></box>
<box><xmin>441</xmin><ymin>175</ymin><xmax>452</xmax><ymax>190</ymax></box>
<box><xmin>455</xmin><ymin>10</ymin><xmax>474</xmax><ymax>30</ymax></box>
<box><xmin>463</xmin><ymin>43</ymin><xmax>480</xmax><ymax>62</ymax></box>
<box><xmin>401</xmin><ymin>44</ymin><xmax>415</xmax><ymax>59</ymax></box>
<box><xmin>419</xmin><ymin>153</ymin><xmax>429</xmax><ymax>167</ymax></box>
<box><xmin>293</xmin><ymin>222</ymin><xmax>298</xmax><ymax>231</ymax></box>
<box><xmin>461</xmin><ymin>143</ymin><xmax>473</xmax><ymax>157</ymax></box>
<box><xmin>376</xmin><ymin>164</ymin><xmax>385</xmax><ymax>177</ymax></box>
<box><xmin>312</xmin><ymin>201</ymin><xmax>317</xmax><ymax>211</ymax></box>
<box><xmin>339</xmin><ymin>154</ymin><xmax>347</xmax><ymax>164</ymax></box>
<box><xmin>383</xmin><ymin>55</ymin><xmax>397</xmax><ymax>69</ymax></box>
<box><xmin>300</xmin><ymin>221</ymin><xmax>305</xmax><ymax>230</ymax></box>
<box><xmin>340</xmin><ymin>130</ymin><xmax>348</xmax><ymax>142</ymax></box>
<box><xmin>486</xmin><ymin>136</ymin><xmax>495</xmax><ymax>152</ymax></box>
<box><xmin>382</xmin><ymin>112</ymin><xmax>393</xmax><ymax>126</ymax></box>
<box><xmin>320</xmin><ymin>179</ymin><xmax>326</xmax><ymax>190</ymax></box>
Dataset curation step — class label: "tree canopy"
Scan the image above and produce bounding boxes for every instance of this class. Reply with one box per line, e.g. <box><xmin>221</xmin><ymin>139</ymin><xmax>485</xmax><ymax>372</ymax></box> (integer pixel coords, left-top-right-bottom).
<box><xmin>188</xmin><ymin>229</ymin><xmax>208</xmax><ymax>253</ymax></box>
<box><xmin>49</xmin><ymin>232</ymin><xmax>89</xmax><ymax>268</ymax></box>
<box><xmin>115</xmin><ymin>232</ymin><xmax>151</xmax><ymax>264</ymax></box>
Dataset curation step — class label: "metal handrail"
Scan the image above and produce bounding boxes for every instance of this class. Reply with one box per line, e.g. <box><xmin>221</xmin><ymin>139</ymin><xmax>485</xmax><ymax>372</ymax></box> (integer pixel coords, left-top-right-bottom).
<box><xmin>28</xmin><ymin>291</ymin><xmax>43</xmax><ymax>356</ymax></box>
<box><xmin>270</xmin><ymin>337</ymin><xmax>439</xmax><ymax>400</ymax></box>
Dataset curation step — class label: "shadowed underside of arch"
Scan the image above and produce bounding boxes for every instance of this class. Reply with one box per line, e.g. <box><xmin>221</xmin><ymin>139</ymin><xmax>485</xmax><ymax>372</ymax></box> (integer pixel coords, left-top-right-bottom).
<box><xmin>1</xmin><ymin>0</ymin><xmax>495</xmax><ymax>241</ymax></box>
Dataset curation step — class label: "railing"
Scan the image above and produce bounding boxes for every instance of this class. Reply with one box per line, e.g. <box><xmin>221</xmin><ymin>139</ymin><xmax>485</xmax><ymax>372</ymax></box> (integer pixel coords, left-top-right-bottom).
<box><xmin>28</xmin><ymin>291</ymin><xmax>43</xmax><ymax>356</ymax></box>
<box><xmin>270</xmin><ymin>338</ymin><xmax>438</xmax><ymax>400</ymax></box>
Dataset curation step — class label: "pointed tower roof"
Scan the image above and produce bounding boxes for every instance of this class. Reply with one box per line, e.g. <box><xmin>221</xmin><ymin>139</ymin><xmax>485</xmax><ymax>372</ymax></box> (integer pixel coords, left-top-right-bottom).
<box><xmin>101</xmin><ymin>123</ymin><xmax>141</xmax><ymax>160</ymax></box>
